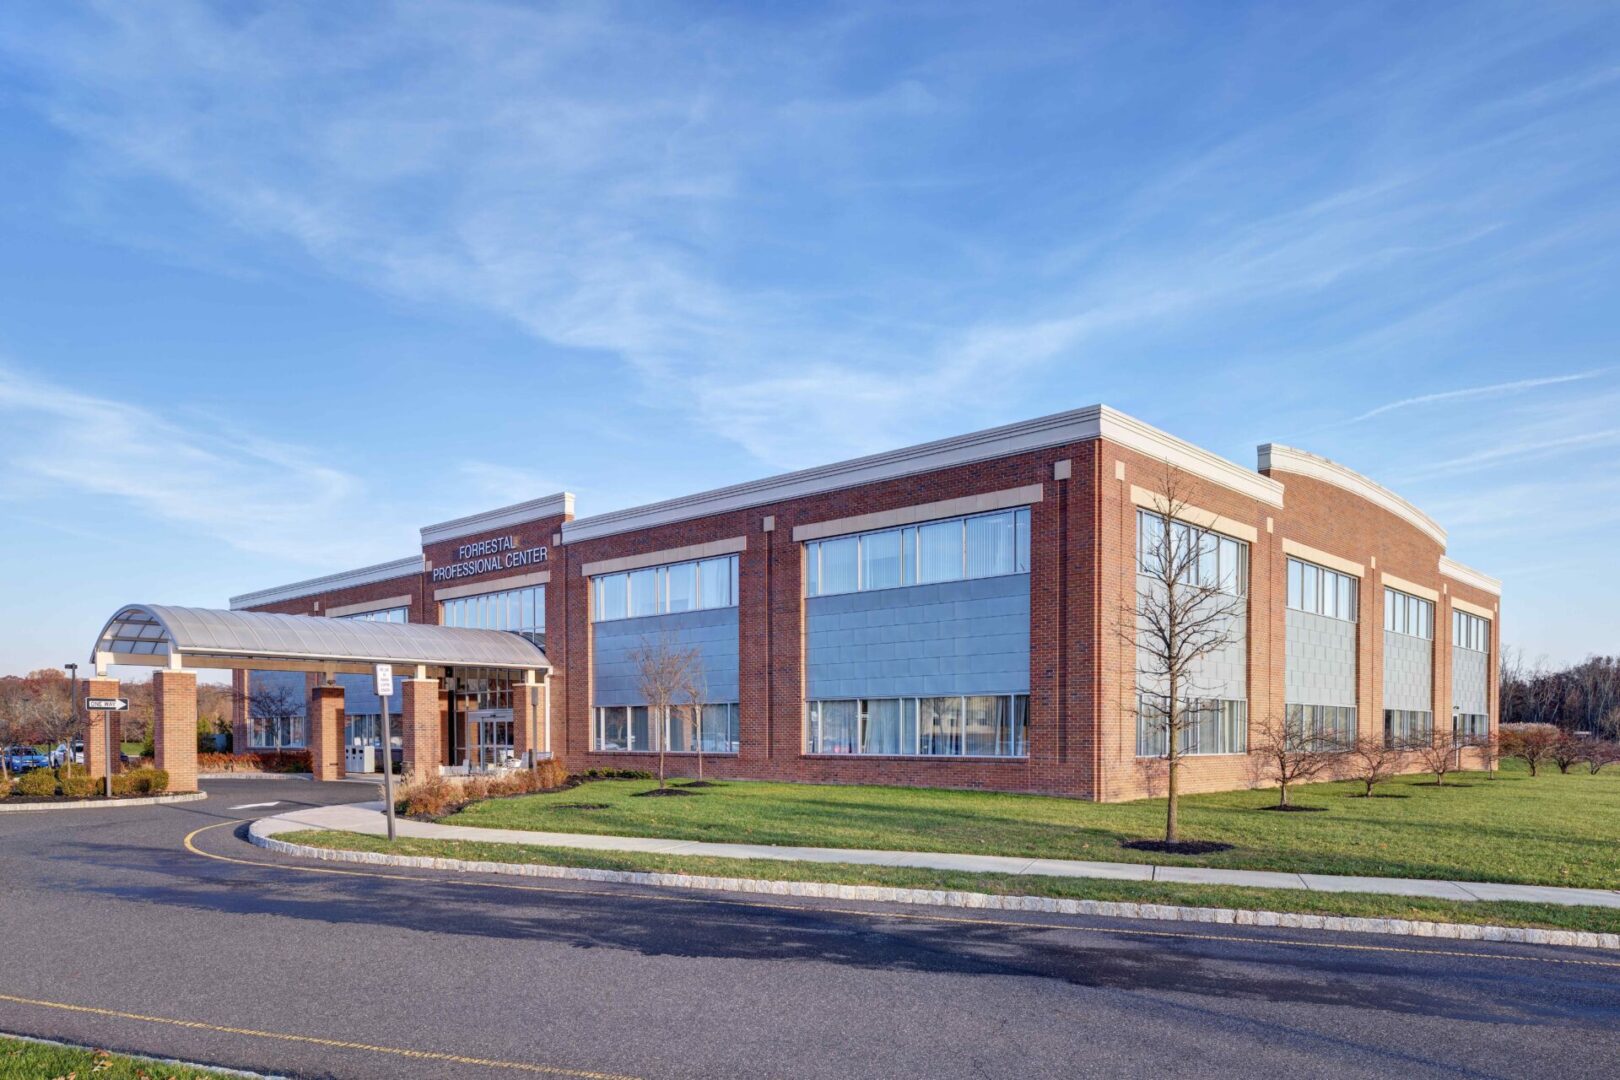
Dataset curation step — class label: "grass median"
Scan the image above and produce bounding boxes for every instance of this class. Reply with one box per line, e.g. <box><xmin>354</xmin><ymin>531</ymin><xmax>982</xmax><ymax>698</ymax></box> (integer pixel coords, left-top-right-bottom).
<box><xmin>278</xmin><ymin>828</ymin><xmax>1620</xmax><ymax>936</ymax></box>
<box><xmin>440</xmin><ymin>760</ymin><xmax>1620</xmax><ymax>889</ymax></box>
<box><xmin>0</xmin><ymin>1034</ymin><xmax>240</xmax><ymax>1079</ymax></box>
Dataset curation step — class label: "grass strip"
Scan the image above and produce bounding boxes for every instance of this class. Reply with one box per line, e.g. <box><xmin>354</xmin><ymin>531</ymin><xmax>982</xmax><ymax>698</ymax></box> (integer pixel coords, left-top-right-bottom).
<box><xmin>278</xmin><ymin>829</ymin><xmax>1620</xmax><ymax>936</ymax></box>
<box><xmin>440</xmin><ymin>763</ymin><xmax>1620</xmax><ymax>889</ymax></box>
<box><xmin>0</xmin><ymin>1034</ymin><xmax>242</xmax><ymax>1079</ymax></box>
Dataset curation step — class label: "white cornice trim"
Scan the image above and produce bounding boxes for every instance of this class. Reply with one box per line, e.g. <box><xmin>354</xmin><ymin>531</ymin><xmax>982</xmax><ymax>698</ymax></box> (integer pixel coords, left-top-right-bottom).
<box><xmin>1439</xmin><ymin>556</ymin><xmax>1502</xmax><ymax>596</ymax></box>
<box><xmin>563</xmin><ymin>405</ymin><xmax>1280</xmax><ymax>543</ymax></box>
<box><xmin>421</xmin><ymin>493</ymin><xmax>575</xmax><ymax>546</ymax></box>
<box><xmin>229</xmin><ymin>556</ymin><xmax>424</xmax><ymax>610</ymax></box>
<box><xmin>1106</xmin><ymin>408</ymin><xmax>1284</xmax><ymax>507</ymax></box>
<box><xmin>1259</xmin><ymin>444</ymin><xmax>1446</xmax><ymax>547</ymax></box>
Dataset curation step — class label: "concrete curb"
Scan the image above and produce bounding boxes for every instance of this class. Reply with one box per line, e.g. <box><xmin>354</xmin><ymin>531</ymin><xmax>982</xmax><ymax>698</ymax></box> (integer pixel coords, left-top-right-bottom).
<box><xmin>248</xmin><ymin>824</ymin><xmax>1620</xmax><ymax>953</ymax></box>
<box><xmin>0</xmin><ymin>791</ymin><xmax>207</xmax><ymax>813</ymax></box>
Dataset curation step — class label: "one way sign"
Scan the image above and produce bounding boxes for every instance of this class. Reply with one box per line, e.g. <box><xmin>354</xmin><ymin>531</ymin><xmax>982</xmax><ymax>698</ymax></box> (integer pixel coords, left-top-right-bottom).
<box><xmin>84</xmin><ymin>697</ymin><xmax>129</xmax><ymax>711</ymax></box>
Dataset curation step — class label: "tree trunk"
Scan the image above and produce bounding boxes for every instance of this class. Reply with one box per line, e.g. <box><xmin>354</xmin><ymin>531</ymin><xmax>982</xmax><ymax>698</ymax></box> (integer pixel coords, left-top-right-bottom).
<box><xmin>1278</xmin><ymin>779</ymin><xmax>1290</xmax><ymax>808</ymax></box>
<box><xmin>1165</xmin><ymin>755</ymin><xmax>1180</xmax><ymax>842</ymax></box>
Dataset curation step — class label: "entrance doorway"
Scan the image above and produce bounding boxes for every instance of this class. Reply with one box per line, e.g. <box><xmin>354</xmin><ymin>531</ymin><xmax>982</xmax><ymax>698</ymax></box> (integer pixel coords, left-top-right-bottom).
<box><xmin>471</xmin><ymin>708</ymin><xmax>515</xmax><ymax>767</ymax></box>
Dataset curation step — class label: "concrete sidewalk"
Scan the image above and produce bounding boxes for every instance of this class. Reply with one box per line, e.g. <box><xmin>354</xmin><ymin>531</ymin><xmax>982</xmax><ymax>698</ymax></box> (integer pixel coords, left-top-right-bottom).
<box><xmin>255</xmin><ymin>801</ymin><xmax>1620</xmax><ymax>909</ymax></box>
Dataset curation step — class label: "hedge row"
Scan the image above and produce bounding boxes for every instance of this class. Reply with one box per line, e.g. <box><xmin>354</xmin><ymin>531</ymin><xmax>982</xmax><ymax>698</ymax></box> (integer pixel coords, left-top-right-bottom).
<box><xmin>4</xmin><ymin>766</ymin><xmax>170</xmax><ymax>799</ymax></box>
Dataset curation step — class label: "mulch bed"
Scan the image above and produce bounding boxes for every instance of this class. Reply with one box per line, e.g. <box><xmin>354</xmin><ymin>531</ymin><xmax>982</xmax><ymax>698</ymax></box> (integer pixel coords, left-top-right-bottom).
<box><xmin>1119</xmin><ymin>838</ymin><xmax>1234</xmax><ymax>855</ymax></box>
<box><xmin>1256</xmin><ymin>804</ymin><xmax>1328</xmax><ymax>812</ymax></box>
<box><xmin>632</xmin><ymin>787</ymin><xmax>701</xmax><ymax>798</ymax></box>
<box><xmin>551</xmin><ymin>803</ymin><xmax>611</xmax><ymax>810</ymax></box>
<box><xmin>677</xmin><ymin>780</ymin><xmax>723</xmax><ymax>788</ymax></box>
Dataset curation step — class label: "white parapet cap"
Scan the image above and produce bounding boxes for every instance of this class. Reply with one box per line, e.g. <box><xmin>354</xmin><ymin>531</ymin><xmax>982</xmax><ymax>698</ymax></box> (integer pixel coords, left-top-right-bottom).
<box><xmin>419</xmin><ymin>492</ymin><xmax>576</xmax><ymax>546</ymax></box>
<box><xmin>1439</xmin><ymin>556</ymin><xmax>1502</xmax><ymax>597</ymax></box>
<box><xmin>228</xmin><ymin>556</ymin><xmax>425</xmax><ymax>610</ymax></box>
<box><xmin>1258</xmin><ymin>443</ymin><xmax>1447</xmax><ymax>548</ymax></box>
<box><xmin>563</xmin><ymin>405</ymin><xmax>1284</xmax><ymax>543</ymax></box>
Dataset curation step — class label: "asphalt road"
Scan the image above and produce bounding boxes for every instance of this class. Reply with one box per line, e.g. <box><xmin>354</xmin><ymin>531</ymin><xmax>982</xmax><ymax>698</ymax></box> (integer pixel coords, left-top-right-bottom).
<box><xmin>2</xmin><ymin>779</ymin><xmax>1618</xmax><ymax>1080</ymax></box>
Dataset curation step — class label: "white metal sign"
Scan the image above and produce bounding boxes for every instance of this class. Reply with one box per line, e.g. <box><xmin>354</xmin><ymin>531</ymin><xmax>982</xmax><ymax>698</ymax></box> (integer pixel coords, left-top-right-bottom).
<box><xmin>85</xmin><ymin>697</ymin><xmax>129</xmax><ymax>711</ymax></box>
<box><xmin>373</xmin><ymin>664</ymin><xmax>394</xmax><ymax>698</ymax></box>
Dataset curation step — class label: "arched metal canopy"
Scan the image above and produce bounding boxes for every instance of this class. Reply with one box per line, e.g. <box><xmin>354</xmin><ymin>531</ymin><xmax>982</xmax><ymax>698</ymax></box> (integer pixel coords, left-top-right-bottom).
<box><xmin>91</xmin><ymin>604</ymin><xmax>550</xmax><ymax>677</ymax></box>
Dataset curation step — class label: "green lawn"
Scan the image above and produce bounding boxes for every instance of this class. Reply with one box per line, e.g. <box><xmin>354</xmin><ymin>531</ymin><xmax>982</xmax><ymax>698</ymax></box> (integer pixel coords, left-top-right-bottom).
<box><xmin>442</xmin><ymin>760</ymin><xmax>1620</xmax><ymax>889</ymax></box>
<box><xmin>280</xmin><ymin>828</ymin><xmax>1620</xmax><ymax>936</ymax></box>
<box><xmin>0</xmin><ymin>1035</ymin><xmax>239</xmax><ymax>1079</ymax></box>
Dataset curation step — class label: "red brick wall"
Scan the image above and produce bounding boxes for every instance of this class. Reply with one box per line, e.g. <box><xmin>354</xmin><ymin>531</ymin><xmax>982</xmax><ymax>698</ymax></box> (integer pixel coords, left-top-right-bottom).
<box><xmin>235</xmin><ymin>434</ymin><xmax>1499</xmax><ymax>802</ymax></box>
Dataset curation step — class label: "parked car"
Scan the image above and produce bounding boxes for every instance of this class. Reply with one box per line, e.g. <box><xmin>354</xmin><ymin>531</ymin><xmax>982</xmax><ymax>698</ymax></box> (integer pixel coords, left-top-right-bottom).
<box><xmin>49</xmin><ymin>741</ymin><xmax>86</xmax><ymax>767</ymax></box>
<box><xmin>4</xmin><ymin>746</ymin><xmax>51</xmax><ymax>773</ymax></box>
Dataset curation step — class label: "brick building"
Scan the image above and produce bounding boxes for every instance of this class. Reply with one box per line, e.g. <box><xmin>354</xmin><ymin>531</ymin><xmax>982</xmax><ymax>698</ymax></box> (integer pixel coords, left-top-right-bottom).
<box><xmin>225</xmin><ymin>405</ymin><xmax>1500</xmax><ymax>801</ymax></box>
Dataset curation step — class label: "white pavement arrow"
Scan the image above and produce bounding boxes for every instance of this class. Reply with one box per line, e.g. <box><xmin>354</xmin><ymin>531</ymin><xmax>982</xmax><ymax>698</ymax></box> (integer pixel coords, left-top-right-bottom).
<box><xmin>227</xmin><ymin>802</ymin><xmax>283</xmax><ymax>810</ymax></box>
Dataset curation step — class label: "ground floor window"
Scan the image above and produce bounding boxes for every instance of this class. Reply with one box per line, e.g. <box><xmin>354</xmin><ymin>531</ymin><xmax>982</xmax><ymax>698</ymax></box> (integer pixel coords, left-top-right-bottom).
<box><xmin>249</xmin><ymin>715</ymin><xmax>306</xmax><ymax>750</ymax></box>
<box><xmin>1453</xmin><ymin>712</ymin><xmax>1489</xmax><ymax>743</ymax></box>
<box><xmin>593</xmin><ymin>704</ymin><xmax>740</xmax><ymax>753</ymax></box>
<box><xmin>805</xmin><ymin>695</ymin><xmax>1029</xmax><ymax>757</ymax></box>
<box><xmin>1136</xmin><ymin>697</ymin><xmax>1247</xmax><ymax>757</ymax></box>
<box><xmin>1285</xmin><ymin>703</ymin><xmax>1356</xmax><ymax>750</ymax></box>
<box><xmin>1384</xmin><ymin>709</ymin><xmax>1434</xmax><ymax>747</ymax></box>
<box><xmin>345</xmin><ymin>713</ymin><xmax>383</xmax><ymax>747</ymax></box>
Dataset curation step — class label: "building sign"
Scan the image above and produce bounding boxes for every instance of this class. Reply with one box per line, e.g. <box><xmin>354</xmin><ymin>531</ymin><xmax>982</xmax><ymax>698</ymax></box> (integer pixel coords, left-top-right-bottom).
<box><xmin>431</xmin><ymin>534</ymin><xmax>548</xmax><ymax>583</ymax></box>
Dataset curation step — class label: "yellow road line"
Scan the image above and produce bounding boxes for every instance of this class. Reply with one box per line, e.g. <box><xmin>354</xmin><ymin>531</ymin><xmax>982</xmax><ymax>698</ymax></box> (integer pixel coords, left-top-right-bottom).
<box><xmin>184</xmin><ymin>821</ymin><xmax>1620</xmax><ymax>971</ymax></box>
<box><xmin>0</xmin><ymin>990</ymin><xmax>640</xmax><ymax>1078</ymax></box>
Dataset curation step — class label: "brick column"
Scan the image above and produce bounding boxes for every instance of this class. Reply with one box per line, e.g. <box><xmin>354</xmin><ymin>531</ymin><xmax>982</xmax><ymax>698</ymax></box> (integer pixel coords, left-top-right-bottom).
<box><xmin>513</xmin><ymin>681</ymin><xmax>544</xmax><ymax>763</ymax></box>
<box><xmin>83</xmin><ymin>676</ymin><xmax>120</xmax><ymax>780</ymax></box>
<box><xmin>153</xmin><ymin>669</ymin><xmax>199</xmax><ymax>793</ymax></box>
<box><xmin>230</xmin><ymin>669</ymin><xmax>250</xmax><ymax>753</ymax></box>
<box><xmin>401</xmin><ymin>678</ymin><xmax>441</xmax><ymax>784</ymax></box>
<box><xmin>308</xmin><ymin>684</ymin><xmax>346</xmax><ymax>782</ymax></box>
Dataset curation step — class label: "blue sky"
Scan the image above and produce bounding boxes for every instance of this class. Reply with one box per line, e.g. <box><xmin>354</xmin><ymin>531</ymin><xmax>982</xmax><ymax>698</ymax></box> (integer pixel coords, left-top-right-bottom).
<box><xmin>0</xmin><ymin>0</ymin><xmax>1616</xmax><ymax>677</ymax></box>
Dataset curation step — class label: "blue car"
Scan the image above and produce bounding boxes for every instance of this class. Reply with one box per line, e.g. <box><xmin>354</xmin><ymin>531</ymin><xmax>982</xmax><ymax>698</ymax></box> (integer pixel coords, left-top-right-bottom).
<box><xmin>4</xmin><ymin>746</ymin><xmax>50</xmax><ymax>773</ymax></box>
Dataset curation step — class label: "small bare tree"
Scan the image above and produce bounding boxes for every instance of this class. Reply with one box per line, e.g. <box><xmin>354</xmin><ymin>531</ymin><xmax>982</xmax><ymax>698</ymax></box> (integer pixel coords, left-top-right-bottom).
<box><xmin>1412</xmin><ymin>731</ymin><xmax>1460</xmax><ymax>786</ymax></box>
<box><xmin>1251</xmin><ymin>712</ymin><xmax>1339</xmax><ymax>807</ymax></box>
<box><xmin>1342</xmin><ymin>735</ymin><xmax>1403</xmax><ymax>797</ymax></box>
<box><xmin>1582</xmin><ymin>740</ymin><xmax>1620</xmax><ymax>775</ymax></box>
<box><xmin>675</xmin><ymin>662</ymin><xmax>712</xmax><ymax>784</ymax></box>
<box><xmin>629</xmin><ymin>633</ymin><xmax>701</xmax><ymax>790</ymax></box>
<box><xmin>237</xmin><ymin>681</ymin><xmax>307</xmax><ymax>750</ymax></box>
<box><xmin>1549</xmin><ymin>731</ymin><xmax>1585</xmax><ymax>774</ymax></box>
<box><xmin>1126</xmin><ymin>466</ymin><xmax>1248</xmax><ymax>843</ymax></box>
<box><xmin>1500</xmin><ymin>722</ymin><xmax>1560</xmax><ymax>776</ymax></box>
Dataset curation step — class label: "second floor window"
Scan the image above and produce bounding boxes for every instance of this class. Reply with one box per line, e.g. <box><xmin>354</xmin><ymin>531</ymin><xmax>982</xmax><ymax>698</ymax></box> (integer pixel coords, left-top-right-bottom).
<box><xmin>1136</xmin><ymin>510</ymin><xmax>1248</xmax><ymax>597</ymax></box>
<box><xmin>1384</xmin><ymin>587</ymin><xmax>1434</xmax><ymax>639</ymax></box>
<box><xmin>1453</xmin><ymin>610</ymin><xmax>1489</xmax><ymax>652</ymax></box>
<box><xmin>592</xmin><ymin>555</ymin><xmax>739</xmax><ymax>622</ymax></box>
<box><xmin>1287</xmin><ymin>558</ymin><xmax>1357</xmax><ymax>621</ymax></box>
<box><xmin>805</xmin><ymin>507</ymin><xmax>1031</xmax><ymax>598</ymax></box>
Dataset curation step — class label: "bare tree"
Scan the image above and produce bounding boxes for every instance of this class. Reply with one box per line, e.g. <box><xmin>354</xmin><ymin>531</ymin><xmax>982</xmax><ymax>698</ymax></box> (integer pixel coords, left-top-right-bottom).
<box><xmin>1582</xmin><ymin>740</ymin><xmax>1620</xmax><ymax>775</ymax></box>
<box><xmin>1412</xmin><ymin>731</ymin><xmax>1461</xmax><ymax>786</ymax></box>
<box><xmin>629</xmin><ymin>633</ymin><xmax>701</xmax><ymax>790</ymax></box>
<box><xmin>1549</xmin><ymin>731</ymin><xmax>1585</xmax><ymax>774</ymax></box>
<box><xmin>236</xmin><ymin>681</ymin><xmax>307</xmax><ymax>750</ymax></box>
<box><xmin>1126</xmin><ymin>466</ymin><xmax>1248</xmax><ymax>843</ymax></box>
<box><xmin>1250</xmin><ymin>712</ymin><xmax>1340</xmax><ymax>807</ymax></box>
<box><xmin>1500</xmin><ymin>723</ymin><xmax>1560</xmax><ymax>776</ymax></box>
<box><xmin>1342</xmin><ymin>735</ymin><xmax>1403</xmax><ymax>797</ymax></box>
<box><xmin>675</xmin><ymin>661</ymin><xmax>712</xmax><ymax>785</ymax></box>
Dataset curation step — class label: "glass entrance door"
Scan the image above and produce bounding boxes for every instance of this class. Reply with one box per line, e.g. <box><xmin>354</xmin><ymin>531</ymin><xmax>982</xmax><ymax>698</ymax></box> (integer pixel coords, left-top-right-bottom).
<box><xmin>471</xmin><ymin>708</ymin><xmax>515</xmax><ymax>767</ymax></box>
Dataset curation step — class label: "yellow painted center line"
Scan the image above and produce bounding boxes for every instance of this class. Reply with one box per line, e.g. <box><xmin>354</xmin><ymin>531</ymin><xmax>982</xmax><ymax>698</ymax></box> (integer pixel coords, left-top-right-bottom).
<box><xmin>183</xmin><ymin>821</ymin><xmax>1620</xmax><ymax>971</ymax></box>
<box><xmin>0</xmin><ymin>991</ymin><xmax>640</xmax><ymax>1078</ymax></box>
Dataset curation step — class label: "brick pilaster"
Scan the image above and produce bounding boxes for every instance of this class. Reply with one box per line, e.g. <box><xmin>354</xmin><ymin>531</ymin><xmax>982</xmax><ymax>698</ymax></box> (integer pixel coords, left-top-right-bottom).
<box><xmin>153</xmin><ymin>669</ymin><xmax>199</xmax><ymax>793</ymax></box>
<box><xmin>308</xmin><ymin>685</ymin><xmax>346</xmax><ymax>782</ymax></box>
<box><xmin>401</xmin><ymin>678</ymin><xmax>441</xmax><ymax>784</ymax></box>
<box><xmin>83</xmin><ymin>676</ymin><xmax>121</xmax><ymax>780</ymax></box>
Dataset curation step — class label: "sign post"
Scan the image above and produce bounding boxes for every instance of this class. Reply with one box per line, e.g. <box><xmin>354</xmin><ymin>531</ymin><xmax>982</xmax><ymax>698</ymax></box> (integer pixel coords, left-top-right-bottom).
<box><xmin>374</xmin><ymin>664</ymin><xmax>397</xmax><ymax>842</ymax></box>
<box><xmin>84</xmin><ymin>694</ymin><xmax>128</xmax><ymax>799</ymax></box>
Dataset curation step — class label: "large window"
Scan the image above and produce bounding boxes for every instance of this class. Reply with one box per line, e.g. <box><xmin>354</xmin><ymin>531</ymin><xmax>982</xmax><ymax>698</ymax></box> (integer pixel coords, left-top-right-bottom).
<box><xmin>592</xmin><ymin>556</ymin><xmax>739</xmax><ymax>622</ymax></box>
<box><xmin>1383</xmin><ymin>588</ymin><xmax>1434</xmax><ymax>639</ymax></box>
<box><xmin>805</xmin><ymin>508</ymin><xmax>1031</xmax><ymax>598</ymax></box>
<box><xmin>1287</xmin><ymin>558</ymin><xmax>1357</xmax><ymax>621</ymax></box>
<box><xmin>442</xmin><ymin>585</ymin><xmax>544</xmax><ymax>637</ymax></box>
<box><xmin>1453</xmin><ymin>610</ymin><xmax>1489</xmax><ymax>652</ymax></box>
<box><xmin>1135</xmin><ymin>697</ymin><xmax>1248</xmax><ymax>757</ymax></box>
<box><xmin>248</xmin><ymin>715</ymin><xmax>306</xmax><ymax>750</ymax></box>
<box><xmin>1285</xmin><ymin>703</ymin><xmax>1356</xmax><ymax>750</ymax></box>
<box><xmin>338</xmin><ymin>606</ymin><xmax>408</xmax><ymax>623</ymax></box>
<box><xmin>1136</xmin><ymin>511</ymin><xmax>1248</xmax><ymax>596</ymax></box>
<box><xmin>1384</xmin><ymin>709</ymin><xmax>1434</xmax><ymax>747</ymax></box>
<box><xmin>805</xmin><ymin>695</ymin><xmax>1029</xmax><ymax>757</ymax></box>
<box><xmin>1454</xmin><ymin>713</ymin><xmax>1489</xmax><ymax>744</ymax></box>
<box><xmin>592</xmin><ymin>704</ymin><xmax>740</xmax><ymax>753</ymax></box>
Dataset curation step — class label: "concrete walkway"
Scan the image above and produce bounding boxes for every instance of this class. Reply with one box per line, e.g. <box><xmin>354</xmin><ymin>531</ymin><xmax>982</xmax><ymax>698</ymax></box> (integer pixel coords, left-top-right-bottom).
<box><xmin>256</xmin><ymin>801</ymin><xmax>1620</xmax><ymax>910</ymax></box>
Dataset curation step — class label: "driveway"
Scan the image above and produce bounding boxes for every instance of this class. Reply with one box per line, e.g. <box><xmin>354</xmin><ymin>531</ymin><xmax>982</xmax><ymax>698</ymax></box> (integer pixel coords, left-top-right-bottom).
<box><xmin>2</xmin><ymin>777</ymin><xmax>1618</xmax><ymax>1079</ymax></box>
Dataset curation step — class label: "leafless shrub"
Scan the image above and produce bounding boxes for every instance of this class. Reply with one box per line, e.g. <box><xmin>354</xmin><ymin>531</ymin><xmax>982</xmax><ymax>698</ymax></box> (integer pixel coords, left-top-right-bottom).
<box><xmin>1500</xmin><ymin>723</ymin><xmax>1561</xmax><ymax>777</ymax></box>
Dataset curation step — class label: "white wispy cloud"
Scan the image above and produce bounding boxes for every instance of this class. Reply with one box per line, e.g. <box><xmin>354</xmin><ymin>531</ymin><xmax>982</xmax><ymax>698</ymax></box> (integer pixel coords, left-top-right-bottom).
<box><xmin>0</xmin><ymin>361</ymin><xmax>383</xmax><ymax>563</ymax></box>
<box><xmin>1349</xmin><ymin>371</ymin><xmax>1604</xmax><ymax>422</ymax></box>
